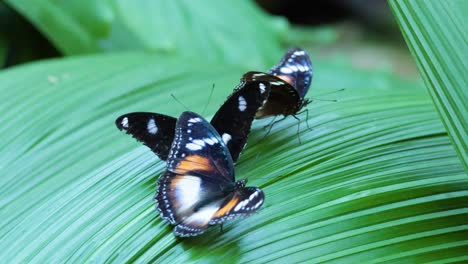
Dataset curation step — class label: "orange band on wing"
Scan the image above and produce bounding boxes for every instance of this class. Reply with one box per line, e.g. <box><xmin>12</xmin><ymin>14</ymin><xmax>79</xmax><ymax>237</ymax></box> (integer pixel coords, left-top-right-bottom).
<box><xmin>174</xmin><ymin>155</ymin><xmax>214</xmax><ymax>174</ymax></box>
<box><xmin>213</xmin><ymin>196</ymin><xmax>239</xmax><ymax>218</ymax></box>
<box><xmin>276</xmin><ymin>74</ymin><xmax>294</xmax><ymax>86</ymax></box>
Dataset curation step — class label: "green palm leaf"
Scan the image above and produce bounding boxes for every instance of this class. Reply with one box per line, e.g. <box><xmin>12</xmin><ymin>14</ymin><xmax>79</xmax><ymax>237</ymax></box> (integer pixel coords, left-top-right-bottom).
<box><xmin>1</xmin><ymin>53</ymin><xmax>466</xmax><ymax>263</ymax></box>
<box><xmin>389</xmin><ymin>0</ymin><xmax>468</xmax><ymax>170</ymax></box>
<box><xmin>5</xmin><ymin>0</ymin><xmax>285</xmax><ymax>67</ymax></box>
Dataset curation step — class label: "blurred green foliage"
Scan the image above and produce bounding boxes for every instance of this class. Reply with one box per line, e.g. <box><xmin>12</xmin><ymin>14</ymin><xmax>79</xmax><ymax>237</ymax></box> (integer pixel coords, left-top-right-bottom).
<box><xmin>6</xmin><ymin>0</ymin><xmax>288</xmax><ymax>68</ymax></box>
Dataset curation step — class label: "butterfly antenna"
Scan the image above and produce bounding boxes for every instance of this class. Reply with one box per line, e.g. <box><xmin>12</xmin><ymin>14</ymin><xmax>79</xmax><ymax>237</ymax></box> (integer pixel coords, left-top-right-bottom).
<box><xmin>309</xmin><ymin>98</ymin><xmax>338</xmax><ymax>102</ymax></box>
<box><xmin>201</xmin><ymin>83</ymin><xmax>215</xmax><ymax>116</ymax></box>
<box><xmin>171</xmin><ymin>93</ymin><xmax>190</xmax><ymax>111</ymax></box>
<box><xmin>314</xmin><ymin>88</ymin><xmax>345</xmax><ymax>96</ymax></box>
<box><xmin>309</xmin><ymin>88</ymin><xmax>345</xmax><ymax>102</ymax></box>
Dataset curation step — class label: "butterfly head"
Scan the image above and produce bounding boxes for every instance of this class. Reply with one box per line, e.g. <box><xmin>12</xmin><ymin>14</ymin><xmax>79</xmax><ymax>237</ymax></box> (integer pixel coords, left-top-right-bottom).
<box><xmin>301</xmin><ymin>98</ymin><xmax>311</xmax><ymax>109</ymax></box>
<box><xmin>235</xmin><ymin>178</ymin><xmax>248</xmax><ymax>189</ymax></box>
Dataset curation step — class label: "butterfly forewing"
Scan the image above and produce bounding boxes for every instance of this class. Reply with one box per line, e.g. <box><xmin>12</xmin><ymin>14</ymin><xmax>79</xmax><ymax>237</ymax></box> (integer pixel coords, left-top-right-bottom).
<box><xmin>210</xmin><ymin>80</ymin><xmax>270</xmax><ymax>161</ymax></box>
<box><xmin>115</xmin><ymin>112</ymin><xmax>177</xmax><ymax>160</ymax></box>
<box><xmin>116</xmin><ymin>80</ymin><xmax>269</xmax><ymax>162</ymax></box>
<box><xmin>268</xmin><ymin>47</ymin><xmax>313</xmax><ymax>98</ymax></box>
<box><xmin>167</xmin><ymin>112</ymin><xmax>235</xmax><ymax>183</ymax></box>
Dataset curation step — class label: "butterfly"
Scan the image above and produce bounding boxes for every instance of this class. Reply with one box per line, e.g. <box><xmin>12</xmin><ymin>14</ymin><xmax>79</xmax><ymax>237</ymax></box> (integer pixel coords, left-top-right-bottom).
<box><xmin>115</xmin><ymin>80</ymin><xmax>270</xmax><ymax>162</ymax></box>
<box><xmin>242</xmin><ymin>47</ymin><xmax>313</xmax><ymax>119</ymax></box>
<box><xmin>155</xmin><ymin>111</ymin><xmax>265</xmax><ymax>237</ymax></box>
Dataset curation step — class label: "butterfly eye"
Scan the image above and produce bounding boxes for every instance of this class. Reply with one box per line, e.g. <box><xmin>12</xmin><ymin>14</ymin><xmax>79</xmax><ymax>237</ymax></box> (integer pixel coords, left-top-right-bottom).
<box><xmin>236</xmin><ymin>179</ymin><xmax>247</xmax><ymax>187</ymax></box>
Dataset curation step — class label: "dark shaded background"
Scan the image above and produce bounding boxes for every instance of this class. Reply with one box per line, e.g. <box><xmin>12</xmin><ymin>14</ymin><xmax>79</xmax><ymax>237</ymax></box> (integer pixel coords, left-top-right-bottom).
<box><xmin>257</xmin><ymin>0</ymin><xmax>396</xmax><ymax>33</ymax></box>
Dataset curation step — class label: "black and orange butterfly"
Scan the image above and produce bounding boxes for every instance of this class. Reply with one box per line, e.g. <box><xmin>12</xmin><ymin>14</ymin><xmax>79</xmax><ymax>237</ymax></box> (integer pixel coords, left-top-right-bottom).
<box><xmin>242</xmin><ymin>47</ymin><xmax>313</xmax><ymax>119</ymax></box>
<box><xmin>156</xmin><ymin>111</ymin><xmax>265</xmax><ymax>237</ymax></box>
<box><xmin>115</xmin><ymin>80</ymin><xmax>270</xmax><ymax>162</ymax></box>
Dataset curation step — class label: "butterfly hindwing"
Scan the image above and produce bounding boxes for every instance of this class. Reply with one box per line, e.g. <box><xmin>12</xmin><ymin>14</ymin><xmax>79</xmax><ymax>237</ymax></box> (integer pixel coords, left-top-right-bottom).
<box><xmin>208</xmin><ymin>186</ymin><xmax>264</xmax><ymax>225</ymax></box>
<box><xmin>210</xmin><ymin>80</ymin><xmax>270</xmax><ymax>161</ymax></box>
<box><xmin>156</xmin><ymin>170</ymin><xmax>225</xmax><ymax>226</ymax></box>
<box><xmin>115</xmin><ymin>112</ymin><xmax>177</xmax><ymax>160</ymax></box>
<box><xmin>242</xmin><ymin>48</ymin><xmax>313</xmax><ymax>119</ymax></box>
<box><xmin>173</xmin><ymin>186</ymin><xmax>264</xmax><ymax>237</ymax></box>
<box><xmin>158</xmin><ymin>171</ymin><xmax>265</xmax><ymax>237</ymax></box>
<box><xmin>242</xmin><ymin>71</ymin><xmax>300</xmax><ymax>118</ymax></box>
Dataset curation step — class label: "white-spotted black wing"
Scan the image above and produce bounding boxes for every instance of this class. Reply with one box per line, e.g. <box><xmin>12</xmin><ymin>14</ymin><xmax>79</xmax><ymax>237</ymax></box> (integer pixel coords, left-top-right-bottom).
<box><xmin>116</xmin><ymin>81</ymin><xmax>269</xmax><ymax>162</ymax></box>
<box><xmin>210</xmin><ymin>80</ymin><xmax>270</xmax><ymax>162</ymax></box>
<box><xmin>115</xmin><ymin>112</ymin><xmax>176</xmax><ymax>160</ymax></box>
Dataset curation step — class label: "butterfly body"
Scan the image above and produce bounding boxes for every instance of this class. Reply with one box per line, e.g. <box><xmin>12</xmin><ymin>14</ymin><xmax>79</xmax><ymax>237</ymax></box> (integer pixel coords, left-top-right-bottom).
<box><xmin>156</xmin><ymin>112</ymin><xmax>264</xmax><ymax>237</ymax></box>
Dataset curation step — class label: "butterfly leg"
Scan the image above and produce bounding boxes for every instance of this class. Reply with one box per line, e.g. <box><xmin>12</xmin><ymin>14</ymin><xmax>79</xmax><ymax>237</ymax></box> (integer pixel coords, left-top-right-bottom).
<box><xmin>261</xmin><ymin>116</ymin><xmax>287</xmax><ymax>141</ymax></box>
<box><xmin>292</xmin><ymin>115</ymin><xmax>302</xmax><ymax>144</ymax></box>
<box><xmin>304</xmin><ymin>108</ymin><xmax>312</xmax><ymax>131</ymax></box>
<box><xmin>219</xmin><ymin>223</ymin><xmax>224</xmax><ymax>233</ymax></box>
<box><xmin>263</xmin><ymin>116</ymin><xmax>277</xmax><ymax>129</ymax></box>
<box><xmin>297</xmin><ymin>108</ymin><xmax>312</xmax><ymax>131</ymax></box>
<box><xmin>260</xmin><ymin>116</ymin><xmax>277</xmax><ymax>141</ymax></box>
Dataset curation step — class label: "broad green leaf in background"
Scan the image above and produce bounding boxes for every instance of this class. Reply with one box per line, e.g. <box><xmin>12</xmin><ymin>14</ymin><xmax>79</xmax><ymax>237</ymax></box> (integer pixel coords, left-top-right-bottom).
<box><xmin>1</xmin><ymin>53</ymin><xmax>467</xmax><ymax>263</ymax></box>
<box><xmin>5</xmin><ymin>0</ymin><xmax>286</xmax><ymax>68</ymax></box>
<box><xmin>389</xmin><ymin>0</ymin><xmax>468</xmax><ymax>171</ymax></box>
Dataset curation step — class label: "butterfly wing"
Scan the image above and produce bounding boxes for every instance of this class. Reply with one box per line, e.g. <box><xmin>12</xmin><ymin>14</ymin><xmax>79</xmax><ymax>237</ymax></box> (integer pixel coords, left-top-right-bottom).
<box><xmin>156</xmin><ymin>111</ymin><xmax>238</xmax><ymax>236</ymax></box>
<box><xmin>115</xmin><ymin>112</ymin><xmax>177</xmax><ymax>160</ymax></box>
<box><xmin>207</xmin><ymin>186</ymin><xmax>264</xmax><ymax>225</ymax></box>
<box><xmin>268</xmin><ymin>47</ymin><xmax>313</xmax><ymax>99</ymax></box>
<box><xmin>242</xmin><ymin>71</ymin><xmax>301</xmax><ymax>118</ymax></box>
<box><xmin>166</xmin><ymin>111</ymin><xmax>235</xmax><ymax>182</ymax></box>
<box><xmin>156</xmin><ymin>170</ymin><xmax>226</xmax><ymax>226</ymax></box>
<box><xmin>210</xmin><ymin>80</ymin><xmax>270</xmax><ymax>162</ymax></box>
<box><xmin>175</xmin><ymin>186</ymin><xmax>264</xmax><ymax>237</ymax></box>
<box><xmin>157</xmin><ymin>172</ymin><xmax>264</xmax><ymax>237</ymax></box>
